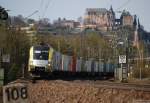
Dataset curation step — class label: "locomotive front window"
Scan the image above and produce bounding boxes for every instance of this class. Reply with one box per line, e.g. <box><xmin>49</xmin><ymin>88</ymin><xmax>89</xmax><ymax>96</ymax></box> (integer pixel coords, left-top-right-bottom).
<box><xmin>33</xmin><ymin>46</ymin><xmax>49</xmax><ymax>60</ymax></box>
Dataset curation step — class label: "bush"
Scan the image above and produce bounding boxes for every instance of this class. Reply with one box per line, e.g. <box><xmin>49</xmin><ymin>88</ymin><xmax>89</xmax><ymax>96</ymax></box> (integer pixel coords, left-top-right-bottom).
<box><xmin>7</xmin><ymin>63</ymin><xmax>20</xmax><ymax>82</ymax></box>
<box><xmin>132</xmin><ymin>66</ymin><xmax>150</xmax><ymax>78</ymax></box>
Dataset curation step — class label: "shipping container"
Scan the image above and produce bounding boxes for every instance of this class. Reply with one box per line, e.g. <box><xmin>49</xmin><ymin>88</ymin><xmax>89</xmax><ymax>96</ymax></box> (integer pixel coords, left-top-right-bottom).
<box><xmin>94</xmin><ymin>61</ymin><xmax>99</xmax><ymax>72</ymax></box>
<box><xmin>61</xmin><ymin>55</ymin><xmax>65</xmax><ymax>71</ymax></box>
<box><xmin>98</xmin><ymin>62</ymin><xmax>103</xmax><ymax>72</ymax></box>
<box><xmin>53</xmin><ymin>52</ymin><xmax>62</xmax><ymax>71</ymax></box>
<box><xmin>87</xmin><ymin>60</ymin><xmax>92</xmax><ymax>72</ymax></box>
<box><xmin>71</xmin><ymin>55</ymin><xmax>76</xmax><ymax>72</ymax></box>
<box><xmin>84</xmin><ymin>61</ymin><xmax>88</xmax><ymax>72</ymax></box>
<box><xmin>63</xmin><ymin>55</ymin><xmax>71</xmax><ymax>72</ymax></box>
<box><xmin>106</xmin><ymin>63</ymin><xmax>110</xmax><ymax>73</ymax></box>
<box><xmin>76</xmin><ymin>59</ymin><xmax>82</xmax><ymax>72</ymax></box>
<box><xmin>91</xmin><ymin>59</ymin><xmax>95</xmax><ymax>73</ymax></box>
<box><xmin>81</xmin><ymin>58</ymin><xmax>85</xmax><ymax>72</ymax></box>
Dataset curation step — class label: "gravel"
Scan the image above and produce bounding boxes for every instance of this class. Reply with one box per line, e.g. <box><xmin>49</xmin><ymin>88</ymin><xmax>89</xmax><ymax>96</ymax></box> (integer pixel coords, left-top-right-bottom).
<box><xmin>27</xmin><ymin>80</ymin><xmax>150</xmax><ymax>103</ymax></box>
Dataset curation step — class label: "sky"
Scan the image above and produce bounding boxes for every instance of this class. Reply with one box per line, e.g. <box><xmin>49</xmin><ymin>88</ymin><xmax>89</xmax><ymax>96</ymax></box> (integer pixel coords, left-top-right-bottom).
<box><xmin>0</xmin><ymin>0</ymin><xmax>150</xmax><ymax>31</ymax></box>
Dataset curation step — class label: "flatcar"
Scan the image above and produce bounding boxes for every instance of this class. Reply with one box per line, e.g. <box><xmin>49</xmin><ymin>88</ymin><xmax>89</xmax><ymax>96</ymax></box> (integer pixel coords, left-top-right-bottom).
<box><xmin>52</xmin><ymin>53</ymin><xmax>114</xmax><ymax>77</ymax></box>
<box><xmin>28</xmin><ymin>44</ymin><xmax>54</xmax><ymax>77</ymax></box>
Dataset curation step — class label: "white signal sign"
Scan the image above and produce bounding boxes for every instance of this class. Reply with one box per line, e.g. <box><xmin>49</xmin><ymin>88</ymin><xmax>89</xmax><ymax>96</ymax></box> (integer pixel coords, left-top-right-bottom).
<box><xmin>119</xmin><ymin>55</ymin><xmax>126</xmax><ymax>64</ymax></box>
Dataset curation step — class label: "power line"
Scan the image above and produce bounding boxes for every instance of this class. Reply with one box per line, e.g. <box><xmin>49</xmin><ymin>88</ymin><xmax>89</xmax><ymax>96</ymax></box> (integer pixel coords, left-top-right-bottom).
<box><xmin>42</xmin><ymin>0</ymin><xmax>53</xmax><ymax>18</ymax></box>
<box><xmin>25</xmin><ymin>10</ymin><xmax>38</xmax><ymax>19</ymax></box>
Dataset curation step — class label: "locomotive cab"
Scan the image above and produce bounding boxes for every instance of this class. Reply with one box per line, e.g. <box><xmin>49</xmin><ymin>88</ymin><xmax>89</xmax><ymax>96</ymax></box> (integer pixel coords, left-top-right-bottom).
<box><xmin>28</xmin><ymin>44</ymin><xmax>54</xmax><ymax>77</ymax></box>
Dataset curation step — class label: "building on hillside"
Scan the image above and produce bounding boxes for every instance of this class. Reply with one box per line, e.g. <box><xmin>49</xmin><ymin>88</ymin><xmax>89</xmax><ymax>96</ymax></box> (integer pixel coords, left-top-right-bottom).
<box><xmin>120</xmin><ymin>10</ymin><xmax>133</xmax><ymax>27</ymax></box>
<box><xmin>37</xmin><ymin>26</ymin><xmax>53</xmax><ymax>34</ymax></box>
<box><xmin>84</xmin><ymin>6</ymin><xmax>115</xmax><ymax>31</ymax></box>
<box><xmin>53</xmin><ymin>18</ymin><xmax>80</xmax><ymax>28</ymax></box>
<box><xmin>133</xmin><ymin>18</ymin><xmax>150</xmax><ymax>53</ymax></box>
<box><xmin>20</xmin><ymin>23</ymin><xmax>36</xmax><ymax>34</ymax></box>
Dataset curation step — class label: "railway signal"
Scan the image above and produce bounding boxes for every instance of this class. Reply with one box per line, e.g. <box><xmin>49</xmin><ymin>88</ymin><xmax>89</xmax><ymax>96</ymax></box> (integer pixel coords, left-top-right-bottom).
<box><xmin>0</xmin><ymin>6</ymin><xmax>8</xmax><ymax>20</ymax></box>
<box><xmin>118</xmin><ymin>55</ymin><xmax>127</xmax><ymax>82</ymax></box>
<box><xmin>119</xmin><ymin>55</ymin><xmax>126</xmax><ymax>64</ymax></box>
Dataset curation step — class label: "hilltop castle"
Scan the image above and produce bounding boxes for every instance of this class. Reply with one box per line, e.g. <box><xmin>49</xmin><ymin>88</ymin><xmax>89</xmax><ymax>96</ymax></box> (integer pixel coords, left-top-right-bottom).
<box><xmin>84</xmin><ymin>6</ymin><xmax>134</xmax><ymax>31</ymax></box>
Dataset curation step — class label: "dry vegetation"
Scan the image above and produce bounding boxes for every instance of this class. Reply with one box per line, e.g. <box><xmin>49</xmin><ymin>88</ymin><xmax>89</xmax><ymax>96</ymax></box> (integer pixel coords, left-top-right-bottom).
<box><xmin>27</xmin><ymin>80</ymin><xmax>150</xmax><ymax>103</ymax></box>
<box><xmin>0</xmin><ymin>86</ymin><xmax>2</xmax><ymax>103</ymax></box>
<box><xmin>35</xmin><ymin>33</ymin><xmax>113</xmax><ymax>60</ymax></box>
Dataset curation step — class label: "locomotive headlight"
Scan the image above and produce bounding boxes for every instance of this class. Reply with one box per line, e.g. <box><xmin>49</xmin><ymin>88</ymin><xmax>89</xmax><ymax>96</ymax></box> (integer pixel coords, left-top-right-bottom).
<box><xmin>48</xmin><ymin>61</ymin><xmax>51</xmax><ymax>66</ymax></box>
<box><xmin>45</xmin><ymin>61</ymin><xmax>52</xmax><ymax>72</ymax></box>
<box><xmin>48</xmin><ymin>64</ymin><xmax>51</xmax><ymax>66</ymax></box>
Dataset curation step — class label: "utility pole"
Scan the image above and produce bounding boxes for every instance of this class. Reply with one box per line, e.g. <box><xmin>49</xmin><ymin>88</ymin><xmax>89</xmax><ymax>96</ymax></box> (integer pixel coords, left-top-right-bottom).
<box><xmin>134</xmin><ymin>24</ymin><xmax>142</xmax><ymax>80</ymax></box>
<box><xmin>125</xmin><ymin>29</ymin><xmax>129</xmax><ymax>78</ymax></box>
<box><xmin>0</xmin><ymin>48</ymin><xmax>2</xmax><ymax>69</ymax></box>
<box><xmin>22</xmin><ymin>64</ymin><xmax>25</xmax><ymax>78</ymax></box>
<box><xmin>138</xmin><ymin>46</ymin><xmax>142</xmax><ymax>80</ymax></box>
<box><xmin>0</xmin><ymin>6</ymin><xmax>8</xmax><ymax>85</ymax></box>
<box><xmin>80</xmin><ymin>30</ymin><xmax>83</xmax><ymax>58</ymax></box>
<box><xmin>58</xmin><ymin>39</ymin><xmax>61</xmax><ymax>52</ymax></box>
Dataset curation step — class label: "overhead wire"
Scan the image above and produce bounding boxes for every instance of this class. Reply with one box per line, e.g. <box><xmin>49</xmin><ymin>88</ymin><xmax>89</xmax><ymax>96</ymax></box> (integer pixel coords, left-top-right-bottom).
<box><xmin>42</xmin><ymin>0</ymin><xmax>53</xmax><ymax>18</ymax></box>
<box><xmin>25</xmin><ymin>0</ymin><xmax>43</xmax><ymax>20</ymax></box>
<box><xmin>25</xmin><ymin>10</ymin><xmax>39</xmax><ymax>19</ymax></box>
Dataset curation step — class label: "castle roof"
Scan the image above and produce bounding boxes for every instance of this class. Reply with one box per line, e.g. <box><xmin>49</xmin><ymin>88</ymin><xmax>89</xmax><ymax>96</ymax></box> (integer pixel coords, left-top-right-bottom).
<box><xmin>86</xmin><ymin>8</ymin><xmax>108</xmax><ymax>14</ymax></box>
<box><xmin>121</xmin><ymin>10</ymin><xmax>131</xmax><ymax>16</ymax></box>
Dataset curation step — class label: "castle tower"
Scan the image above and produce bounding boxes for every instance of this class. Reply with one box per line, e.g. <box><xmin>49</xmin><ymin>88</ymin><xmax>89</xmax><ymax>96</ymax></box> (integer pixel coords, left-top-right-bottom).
<box><xmin>133</xmin><ymin>15</ymin><xmax>137</xmax><ymax>29</ymax></box>
<box><xmin>120</xmin><ymin>10</ymin><xmax>133</xmax><ymax>26</ymax></box>
<box><xmin>138</xmin><ymin>18</ymin><xmax>141</xmax><ymax>29</ymax></box>
<box><xmin>109</xmin><ymin>5</ymin><xmax>115</xmax><ymax>15</ymax></box>
<box><xmin>108</xmin><ymin>5</ymin><xmax>115</xmax><ymax>30</ymax></box>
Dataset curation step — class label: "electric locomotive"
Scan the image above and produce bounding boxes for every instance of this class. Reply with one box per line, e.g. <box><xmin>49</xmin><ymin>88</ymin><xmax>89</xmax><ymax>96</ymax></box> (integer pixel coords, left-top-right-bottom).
<box><xmin>28</xmin><ymin>43</ymin><xmax>54</xmax><ymax>77</ymax></box>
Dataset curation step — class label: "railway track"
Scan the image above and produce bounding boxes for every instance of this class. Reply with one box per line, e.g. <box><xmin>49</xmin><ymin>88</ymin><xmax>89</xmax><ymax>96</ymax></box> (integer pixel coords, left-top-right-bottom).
<box><xmin>72</xmin><ymin>80</ymin><xmax>150</xmax><ymax>91</ymax></box>
<box><xmin>7</xmin><ymin>76</ymin><xmax>150</xmax><ymax>92</ymax></box>
<box><xmin>92</xmin><ymin>81</ymin><xmax>150</xmax><ymax>91</ymax></box>
<box><xmin>27</xmin><ymin>78</ymin><xmax>150</xmax><ymax>92</ymax></box>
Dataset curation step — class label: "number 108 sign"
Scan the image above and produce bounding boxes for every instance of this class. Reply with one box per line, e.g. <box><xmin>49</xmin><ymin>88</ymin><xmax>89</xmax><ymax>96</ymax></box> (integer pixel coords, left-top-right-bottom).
<box><xmin>3</xmin><ymin>83</ymin><xmax>28</xmax><ymax>103</ymax></box>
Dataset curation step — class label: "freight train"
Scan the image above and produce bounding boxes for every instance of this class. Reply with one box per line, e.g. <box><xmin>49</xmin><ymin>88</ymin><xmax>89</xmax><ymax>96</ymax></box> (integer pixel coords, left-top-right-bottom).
<box><xmin>28</xmin><ymin>44</ymin><xmax>114</xmax><ymax>78</ymax></box>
